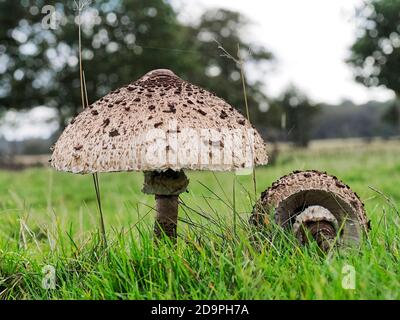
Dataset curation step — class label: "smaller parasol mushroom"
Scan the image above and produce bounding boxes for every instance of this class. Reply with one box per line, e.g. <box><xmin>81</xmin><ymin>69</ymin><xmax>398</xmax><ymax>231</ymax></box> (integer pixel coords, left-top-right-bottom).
<box><xmin>250</xmin><ymin>170</ymin><xmax>370</xmax><ymax>251</ymax></box>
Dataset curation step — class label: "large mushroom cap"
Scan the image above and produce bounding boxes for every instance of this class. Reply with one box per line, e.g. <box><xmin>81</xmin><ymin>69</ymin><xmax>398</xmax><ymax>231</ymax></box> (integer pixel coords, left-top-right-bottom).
<box><xmin>51</xmin><ymin>69</ymin><xmax>268</xmax><ymax>173</ymax></box>
<box><xmin>251</xmin><ymin>170</ymin><xmax>370</xmax><ymax>247</ymax></box>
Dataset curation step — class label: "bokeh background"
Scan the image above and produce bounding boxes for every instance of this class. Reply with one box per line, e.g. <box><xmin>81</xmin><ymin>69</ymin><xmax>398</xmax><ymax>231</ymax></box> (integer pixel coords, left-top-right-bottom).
<box><xmin>0</xmin><ymin>0</ymin><xmax>399</xmax><ymax>165</ymax></box>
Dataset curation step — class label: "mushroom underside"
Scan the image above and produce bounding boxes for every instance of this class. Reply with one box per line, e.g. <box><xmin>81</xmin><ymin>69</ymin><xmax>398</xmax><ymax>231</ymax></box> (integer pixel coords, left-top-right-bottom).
<box><xmin>275</xmin><ymin>190</ymin><xmax>362</xmax><ymax>245</ymax></box>
<box><xmin>250</xmin><ymin>171</ymin><xmax>370</xmax><ymax>251</ymax></box>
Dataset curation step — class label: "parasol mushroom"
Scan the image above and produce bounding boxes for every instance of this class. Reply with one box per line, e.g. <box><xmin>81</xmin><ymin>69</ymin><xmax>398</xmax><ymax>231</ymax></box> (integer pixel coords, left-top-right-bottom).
<box><xmin>51</xmin><ymin>69</ymin><xmax>268</xmax><ymax>240</ymax></box>
<box><xmin>250</xmin><ymin>170</ymin><xmax>370</xmax><ymax>251</ymax></box>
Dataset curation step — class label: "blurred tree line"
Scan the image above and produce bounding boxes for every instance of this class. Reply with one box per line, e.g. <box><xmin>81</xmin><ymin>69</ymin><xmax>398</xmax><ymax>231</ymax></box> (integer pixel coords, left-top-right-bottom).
<box><xmin>0</xmin><ymin>0</ymin><xmax>321</xmax><ymax>149</ymax></box>
<box><xmin>2</xmin><ymin>0</ymin><xmax>399</xmax><ymax>155</ymax></box>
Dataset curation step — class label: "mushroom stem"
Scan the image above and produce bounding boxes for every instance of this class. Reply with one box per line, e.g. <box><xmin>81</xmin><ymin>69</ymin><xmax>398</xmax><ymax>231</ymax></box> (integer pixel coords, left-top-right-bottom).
<box><xmin>142</xmin><ymin>169</ymin><xmax>189</xmax><ymax>240</ymax></box>
<box><xmin>154</xmin><ymin>195</ymin><xmax>179</xmax><ymax>239</ymax></box>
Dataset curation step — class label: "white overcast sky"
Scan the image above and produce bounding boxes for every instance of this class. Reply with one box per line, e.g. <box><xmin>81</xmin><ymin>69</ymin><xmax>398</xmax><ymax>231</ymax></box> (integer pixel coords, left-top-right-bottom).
<box><xmin>173</xmin><ymin>0</ymin><xmax>395</xmax><ymax>104</ymax></box>
<box><xmin>1</xmin><ymin>0</ymin><xmax>396</xmax><ymax>141</ymax></box>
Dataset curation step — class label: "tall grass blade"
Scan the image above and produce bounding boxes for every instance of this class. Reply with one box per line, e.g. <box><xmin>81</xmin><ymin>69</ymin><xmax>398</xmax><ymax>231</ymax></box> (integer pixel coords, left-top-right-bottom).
<box><xmin>215</xmin><ymin>40</ymin><xmax>258</xmax><ymax>201</ymax></box>
<box><xmin>92</xmin><ymin>173</ymin><xmax>107</xmax><ymax>247</ymax></box>
<box><xmin>74</xmin><ymin>0</ymin><xmax>107</xmax><ymax>248</ymax></box>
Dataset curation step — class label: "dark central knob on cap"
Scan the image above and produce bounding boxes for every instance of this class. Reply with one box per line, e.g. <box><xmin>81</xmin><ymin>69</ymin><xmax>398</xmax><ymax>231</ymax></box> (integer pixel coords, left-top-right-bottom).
<box><xmin>145</xmin><ymin>69</ymin><xmax>176</xmax><ymax>78</ymax></box>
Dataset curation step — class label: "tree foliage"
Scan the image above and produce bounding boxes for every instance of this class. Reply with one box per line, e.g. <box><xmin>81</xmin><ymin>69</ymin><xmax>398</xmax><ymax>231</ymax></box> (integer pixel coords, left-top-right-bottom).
<box><xmin>268</xmin><ymin>86</ymin><xmax>320</xmax><ymax>147</ymax></box>
<box><xmin>348</xmin><ymin>0</ymin><xmax>400</xmax><ymax>127</ymax></box>
<box><xmin>0</xmin><ymin>0</ymin><xmax>272</xmax><ymax>130</ymax></box>
<box><xmin>382</xmin><ymin>99</ymin><xmax>400</xmax><ymax>126</ymax></box>
<box><xmin>186</xmin><ymin>9</ymin><xmax>272</xmax><ymax>121</ymax></box>
<box><xmin>348</xmin><ymin>0</ymin><xmax>400</xmax><ymax>93</ymax></box>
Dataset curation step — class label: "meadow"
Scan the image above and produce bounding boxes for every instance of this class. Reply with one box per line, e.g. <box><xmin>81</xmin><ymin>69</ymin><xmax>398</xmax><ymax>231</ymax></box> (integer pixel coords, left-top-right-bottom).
<box><xmin>0</xmin><ymin>138</ymin><xmax>399</xmax><ymax>299</ymax></box>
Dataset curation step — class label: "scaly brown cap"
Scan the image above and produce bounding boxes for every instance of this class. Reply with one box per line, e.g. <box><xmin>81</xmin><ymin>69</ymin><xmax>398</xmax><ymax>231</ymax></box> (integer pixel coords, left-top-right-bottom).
<box><xmin>51</xmin><ymin>69</ymin><xmax>268</xmax><ymax>173</ymax></box>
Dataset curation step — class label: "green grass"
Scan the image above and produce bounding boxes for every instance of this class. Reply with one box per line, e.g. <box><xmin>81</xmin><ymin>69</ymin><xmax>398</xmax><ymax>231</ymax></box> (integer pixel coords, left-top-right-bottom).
<box><xmin>0</xmin><ymin>140</ymin><xmax>399</xmax><ymax>299</ymax></box>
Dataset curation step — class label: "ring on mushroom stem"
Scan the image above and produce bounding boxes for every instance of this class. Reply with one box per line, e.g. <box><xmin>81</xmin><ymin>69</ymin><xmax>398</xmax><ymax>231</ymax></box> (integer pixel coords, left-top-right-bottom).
<box><xmin>250</xmin><ymin>170</ymin><xmax>370</xmax><ymax>251</ymax></box>
<box><xmin>50</xmin><ymin>69</ymin><xmax>268</xmax><ymax>240</ymax></box>
<box><xmin>142</xmin><ymin>170</ymin><xmax>189</xmax><ymax>240</ymax></box>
